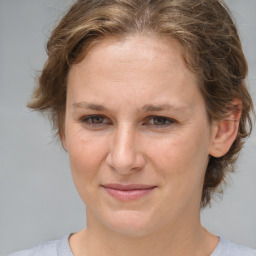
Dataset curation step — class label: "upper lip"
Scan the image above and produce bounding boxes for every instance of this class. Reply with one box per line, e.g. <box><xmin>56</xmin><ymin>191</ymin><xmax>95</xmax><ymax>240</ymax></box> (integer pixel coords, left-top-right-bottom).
<box><xmin>101</xmin><ymin>184</ymin><xmax>157</xmax><ymax>191</ymax></box>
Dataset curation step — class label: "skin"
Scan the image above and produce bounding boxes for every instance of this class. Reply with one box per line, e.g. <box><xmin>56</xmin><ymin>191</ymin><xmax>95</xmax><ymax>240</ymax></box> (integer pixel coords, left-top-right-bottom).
<box><xmin>62</xmin><ymin>35</ymin><xmax>240</xmax><ymax>256</ymax></box>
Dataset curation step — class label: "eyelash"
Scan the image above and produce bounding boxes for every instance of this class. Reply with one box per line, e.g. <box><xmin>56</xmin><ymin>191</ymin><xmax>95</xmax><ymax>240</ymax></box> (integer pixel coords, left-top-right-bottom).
<box><xmin>80</xmin><ymin>115</ymin><xmax>109</xmax><ymax>127</ymax></box>
<box><xmin>80</xmin><ymin>115</ymin><xmax>176</xmax><ymax>128</ymax></box>
<box><xmin>145</xmin><ymin>116</ymin><xmax>175</xmax><ymax>127</ymax></box>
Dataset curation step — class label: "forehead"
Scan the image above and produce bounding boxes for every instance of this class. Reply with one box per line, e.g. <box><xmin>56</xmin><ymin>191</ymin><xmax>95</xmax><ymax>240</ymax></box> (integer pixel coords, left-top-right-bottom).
<box><xmin>69</xmin><ymin>34</ymin><xmax>197</xmax><ymax>85</ymax></box>
<box><xmin>67</xmin><ymin>35</ymin><xmax>204</xmax><ymax>114</ymax></box>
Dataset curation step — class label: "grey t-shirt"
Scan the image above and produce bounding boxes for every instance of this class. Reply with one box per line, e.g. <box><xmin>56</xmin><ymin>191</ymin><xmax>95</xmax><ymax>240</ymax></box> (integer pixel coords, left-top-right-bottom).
<box><xmin>8</xmin><ymin>234</ymin><xmax>256</xmax><ymax>256</ymax></box>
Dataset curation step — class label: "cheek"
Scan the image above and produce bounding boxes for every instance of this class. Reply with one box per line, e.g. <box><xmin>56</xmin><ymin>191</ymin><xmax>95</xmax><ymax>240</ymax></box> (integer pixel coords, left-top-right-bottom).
<box><xmin>150</xmin><ymin>128</ymin><xmax>209</xmax><ymax>189</ymax></box>
<box><xmin>67</xmin><ymin>130</ymin><xmax>108</xmax><ymax>188</ymax></box>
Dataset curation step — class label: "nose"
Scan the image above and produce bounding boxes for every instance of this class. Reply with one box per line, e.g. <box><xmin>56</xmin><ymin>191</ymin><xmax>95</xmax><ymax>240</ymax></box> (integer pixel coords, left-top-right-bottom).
<box><xmin>106</xmin><ymin>125</ymin><xmax>146</xmax><ymax>175</ymax></box>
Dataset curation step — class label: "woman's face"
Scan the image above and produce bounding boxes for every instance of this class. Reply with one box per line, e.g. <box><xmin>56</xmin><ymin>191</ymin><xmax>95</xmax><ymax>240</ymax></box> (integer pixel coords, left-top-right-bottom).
<box><xmin>63</xmin><ymin>35</ymin><xmax>215</xmax><ymax>236</ymax></box>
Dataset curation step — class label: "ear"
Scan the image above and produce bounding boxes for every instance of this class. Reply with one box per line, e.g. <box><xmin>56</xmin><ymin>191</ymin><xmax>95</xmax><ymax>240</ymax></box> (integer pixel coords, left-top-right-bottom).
<box><xmin>60</xmin><ymin>130</ymin><xmax>68</xmax><ymax>151</ymax></box>
<box><xmin>209</xmin><ymin>99</ymin><xmax>242</xmax><ymax>158</ymax></box>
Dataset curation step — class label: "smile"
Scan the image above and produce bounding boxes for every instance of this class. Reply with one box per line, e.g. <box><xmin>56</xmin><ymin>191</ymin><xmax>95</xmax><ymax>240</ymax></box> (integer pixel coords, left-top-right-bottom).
<box><xmin>101</xmin><ymin>184</ymin><xmax>157</xmax><ymax>201</ymax></box>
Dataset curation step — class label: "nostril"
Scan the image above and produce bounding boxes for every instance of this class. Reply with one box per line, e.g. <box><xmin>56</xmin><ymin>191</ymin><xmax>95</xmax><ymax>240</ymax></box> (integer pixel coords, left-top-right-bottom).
<box><xmin>105</xmin><ymin>150</ymin><xmax>146</xmax><ymax>175</ymax></box>
<box><xmin>105</xmin><ymin>128</ymin><xmax>146</xmax><ymax>174</ymax></box>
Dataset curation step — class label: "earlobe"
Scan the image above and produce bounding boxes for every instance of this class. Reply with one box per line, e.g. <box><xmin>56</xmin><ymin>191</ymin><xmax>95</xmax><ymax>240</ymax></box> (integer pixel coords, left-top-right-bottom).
<box><xmin>209</xmin><ymin>99</ymin><xmax>242</xmax><ymax>158</ymax></box>
<box><xmin>60</xmin><ymin>131</ymin><xmax>68</xmax><ymax>151</ymax></box>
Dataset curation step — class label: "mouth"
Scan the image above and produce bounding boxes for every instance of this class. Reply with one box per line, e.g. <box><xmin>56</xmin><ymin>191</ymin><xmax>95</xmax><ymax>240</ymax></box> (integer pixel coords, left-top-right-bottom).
<box><xmin>101</xmin><ymin>184</ymin><xmax>157</xmax><ymax>201</ymax></box>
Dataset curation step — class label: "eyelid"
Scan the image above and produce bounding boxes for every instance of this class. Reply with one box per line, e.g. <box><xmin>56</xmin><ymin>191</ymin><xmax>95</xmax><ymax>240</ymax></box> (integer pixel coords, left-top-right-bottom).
<box><xmin>79</xmin><ymin>114</ymin><xmax>176</xmax><ymax>128</ymax></box>
<box><xmin>145</xmin><ymin>115</ymin><xmax>176</xmax><ymax>126</ymax></box>
<box><xmin>80</xmin><ymin>114</ymin><xmax>111</xmax><ymax>125</ymax></box>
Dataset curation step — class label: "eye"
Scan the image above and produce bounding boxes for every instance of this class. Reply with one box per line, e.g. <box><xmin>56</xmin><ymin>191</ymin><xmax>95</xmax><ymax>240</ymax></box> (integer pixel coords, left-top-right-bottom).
<box><xmin>86</xmin><ymin>116</ymin><xmax>105</xmax><ymax>124</ymax></box>
<box><xmin>80</xmin><ymin>115</ymin><xmax>110</xmax><ymax>127</ymax></box>
<box><xmin>146</xmin><ymin>116</ymin><xmax>175</xmax><ymax>127</ymax></box>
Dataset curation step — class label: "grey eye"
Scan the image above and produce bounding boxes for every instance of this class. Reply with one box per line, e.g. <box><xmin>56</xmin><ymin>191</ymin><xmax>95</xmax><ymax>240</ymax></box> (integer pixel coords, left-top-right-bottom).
<box><xmin>90</xmin><ymin>116</ymin><xmax>105</xmax><ymax>123</ymax></box>
<box><xmin>152</xmin><ymin>117</ymin><xmax>173</xmax><ymax>125</ymax></box>
<box><xmin>82</xmin><ymin>115</ymin><xmax>106</xmax><ymax>124</ymax></box>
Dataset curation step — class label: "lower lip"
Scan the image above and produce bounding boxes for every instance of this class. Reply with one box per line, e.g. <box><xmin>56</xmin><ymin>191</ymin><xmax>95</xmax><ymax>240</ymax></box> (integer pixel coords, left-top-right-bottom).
<box><xmin>103</xmin><ymin>187</ymin><xmax>156</xmax><ymax>201</ymax></box>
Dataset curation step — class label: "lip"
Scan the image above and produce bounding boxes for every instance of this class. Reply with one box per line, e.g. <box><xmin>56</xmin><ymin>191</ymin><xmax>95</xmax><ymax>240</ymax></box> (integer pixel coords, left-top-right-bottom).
<box><xmin>101</xmin><ymin>184</ymin><xmax>157</xmax><ymax>201</ymax></box>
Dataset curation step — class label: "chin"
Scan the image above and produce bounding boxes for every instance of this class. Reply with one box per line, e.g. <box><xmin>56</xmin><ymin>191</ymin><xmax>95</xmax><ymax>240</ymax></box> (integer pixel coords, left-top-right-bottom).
<box><xmin>102</xmin><ymin>209</ymin><xmax>159</xmax><ymax>237</ymax></box>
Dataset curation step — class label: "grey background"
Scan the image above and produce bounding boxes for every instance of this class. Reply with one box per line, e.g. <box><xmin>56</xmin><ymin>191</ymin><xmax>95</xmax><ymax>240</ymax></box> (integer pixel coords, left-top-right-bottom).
<box><xmin>0</xmin><ymin>0</ymin><xmax>255</xmax><ymax>254</ymax></box>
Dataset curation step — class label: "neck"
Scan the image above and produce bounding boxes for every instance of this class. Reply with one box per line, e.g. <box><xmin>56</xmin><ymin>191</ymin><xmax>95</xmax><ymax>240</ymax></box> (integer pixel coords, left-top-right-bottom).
<box><xmin>69</xmin><ymin>210</ymin><xmax>218</xmax><ymax>256</ymax></box>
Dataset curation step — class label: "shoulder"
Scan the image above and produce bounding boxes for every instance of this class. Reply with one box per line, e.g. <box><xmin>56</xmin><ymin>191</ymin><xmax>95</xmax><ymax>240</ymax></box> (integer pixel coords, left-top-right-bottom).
<box><xmin>211</xmin><ymin>238</ymin><xmax>256</xmax><ymax>256</ymax></box>
<box><xmin>7</xmin><ymin>234</ymin><xmax>73</xmax><ymax>256</ymax></box>
<box><xmin>7</xmin><ymin>240</ymin><xmax>58</xmax><ymax>256</ymax></box>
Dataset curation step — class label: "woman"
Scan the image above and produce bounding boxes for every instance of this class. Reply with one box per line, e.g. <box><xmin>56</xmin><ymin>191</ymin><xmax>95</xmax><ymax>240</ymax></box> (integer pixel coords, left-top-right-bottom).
<box><xmin>9</xmin><ymin>0</ymin><xmax>255</xmax><ymax>255</ymax></box>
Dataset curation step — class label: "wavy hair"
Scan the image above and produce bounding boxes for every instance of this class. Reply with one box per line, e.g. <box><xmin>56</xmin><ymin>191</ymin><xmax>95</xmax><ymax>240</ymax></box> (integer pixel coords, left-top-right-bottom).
<box><xmin>28</xmin><ymin>0</ymin><xmax>254</xmax><ymax>208</ymax></box>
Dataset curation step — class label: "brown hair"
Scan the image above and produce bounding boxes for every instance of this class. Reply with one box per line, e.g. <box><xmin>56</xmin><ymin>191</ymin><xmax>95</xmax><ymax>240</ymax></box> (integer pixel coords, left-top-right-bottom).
<box><xmin>28</xmin><ymin>0</ymin><xmax>254</xmax><ymax>208</ymax></box>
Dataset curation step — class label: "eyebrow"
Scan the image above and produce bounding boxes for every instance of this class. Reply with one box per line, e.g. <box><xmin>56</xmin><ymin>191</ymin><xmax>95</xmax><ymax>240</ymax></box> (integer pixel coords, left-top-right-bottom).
<box><xmin>142</xmin><ymin>104</ymin><xmax>188</xmax><ymax>112</ymax></box>
<box><xmin>72</xmin><ymin>102</ymin><xmax>189</xmax><ymax>113</ymax></box>
<box><xmin>72</xmin><ymin>102</ymin><xmax>107</xmax><ymax>111</ymax></box>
